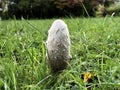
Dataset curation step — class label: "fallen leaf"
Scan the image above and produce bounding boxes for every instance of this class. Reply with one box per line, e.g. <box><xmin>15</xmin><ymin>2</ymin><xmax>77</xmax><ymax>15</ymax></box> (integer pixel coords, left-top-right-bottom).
<box><xmin>83</xmin><ymin>72</ymin><xmax>97</xmax><ymax>83</ymax></box>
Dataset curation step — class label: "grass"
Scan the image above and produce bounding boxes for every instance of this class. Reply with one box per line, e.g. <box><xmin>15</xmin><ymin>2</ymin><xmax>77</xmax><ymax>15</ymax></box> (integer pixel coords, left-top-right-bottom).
<box><xmin>0</xmin><ymin>17</ymin><xmax>120</xmax><ymax>90</ymax></box>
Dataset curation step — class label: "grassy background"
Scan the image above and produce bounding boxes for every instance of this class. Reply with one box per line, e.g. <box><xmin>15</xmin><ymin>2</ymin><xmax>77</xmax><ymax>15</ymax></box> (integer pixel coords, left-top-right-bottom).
<box><xmin>0</xmin><ymin>17</ymin><xmax>120</xmax><ymax>90</ymax></box>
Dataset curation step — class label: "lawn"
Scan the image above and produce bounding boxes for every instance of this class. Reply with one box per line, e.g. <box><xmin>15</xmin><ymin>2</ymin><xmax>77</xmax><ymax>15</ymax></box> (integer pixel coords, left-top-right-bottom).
<box><xmin>0</xmin><ymin>17</ymin><xmax>120</xmax><ymax>90</ymax></box>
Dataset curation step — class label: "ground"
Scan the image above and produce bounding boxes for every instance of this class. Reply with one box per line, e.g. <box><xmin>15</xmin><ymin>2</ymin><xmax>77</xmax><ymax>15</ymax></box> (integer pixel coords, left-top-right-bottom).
<box><xmin>0</xmin><ymin>17</ymin><xmax>120</xmax><ymax>90</ymax></box>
